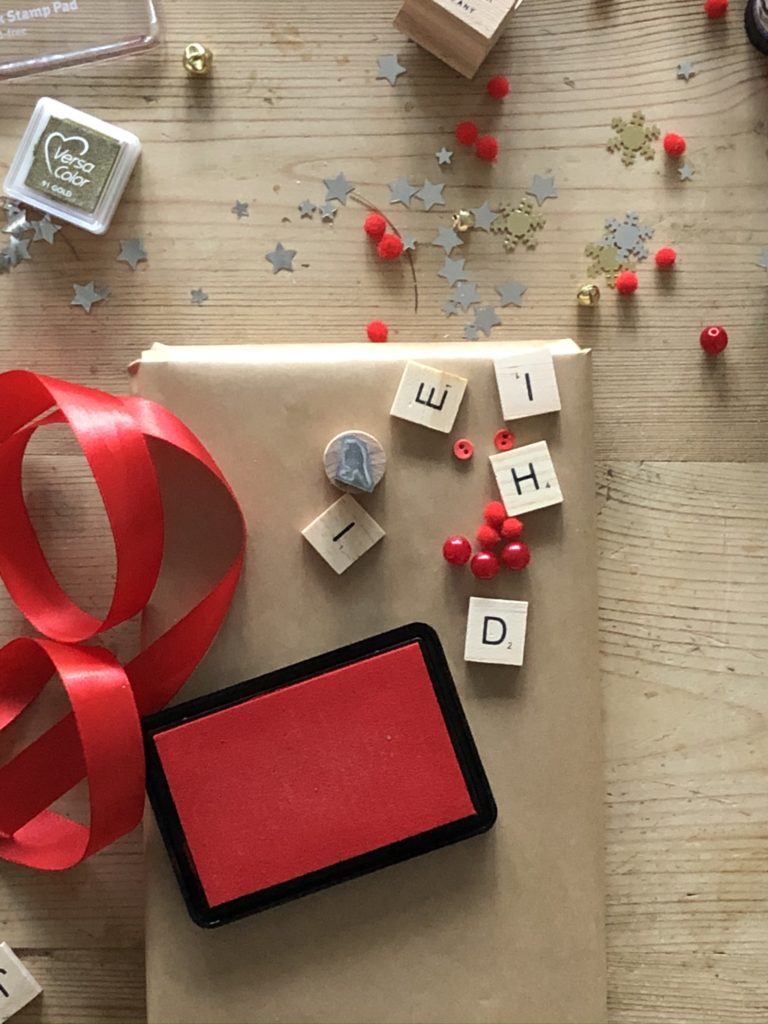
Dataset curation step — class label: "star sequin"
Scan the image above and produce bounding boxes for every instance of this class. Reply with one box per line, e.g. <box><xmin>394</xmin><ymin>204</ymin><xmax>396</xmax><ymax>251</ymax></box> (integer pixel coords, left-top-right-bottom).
<box><xmin>191</xmin><ymin>288</ymin><xmax>209</xmax><ymax>305</ymax></box>
<box><xmin>266</xmin><ymin>242</ymin><xmax>297</xmax><ymax>273</ymax></box>
<box><xmin>435</xmin><ymin>147</ymin><xmax>453</xmax><ymax>165</ymax></box>
<box><xmin>495</xmin><ymin>280</ymin><xmax>527</xmax><ymax>307</ymax></box>
<box><xmin>324</xmin><ymin>172</ymin><xmax>355</xmax><ymax>205</ymax></box>
<box><xmin>71</xmin><ymin>282</ymin><xmax>109</xmax><ymax>313</ymax></box>
<box><xmin>432</xmin><ymin>225</ymin><xmax>463</xmax><ymax>254</ymax></box>
<box><xmin>678</xmin><ymin>163</ymin><xmax>695</xmax><ymax>181</ymax></box>
<box><xmin>451</xmin><ymin>281</ymin><xmax>481</xmax><ymax>310</ymax></box>
<box><xmin>401</xmin><ymin>232</ymin><xmax>417</xmax><ymax>251</ymax></box>
<box><xmin>416</xmin><ymin>179</ymin><xmax>446</xmax><ymax>211</ymax></box>
<box><xmin>677</xmin><ymin>60</ymin><xmax>696</xmax><ymax>81</ymax></box>
<box><xmin>298</xmin><ymin>199</ymin><xmax>316</xmax><ymax>218</ymax></box>
<box><xmin>232</xmin><ymin>200</ymin><xmax>249</xmax><ymax>219</ymax></box>
<box><xmin>319</xmin><ymin>202</ymin><xmax>337</xmax><ymax>221</ymax></box>
<box><xmin>471</xmin><ymin>201</ymin><xmax>496</xmax><ymax>232</ymax></box>
<box><xmin>117</xmin><ymin>238</ymin><xmax>147</xmax><ymax>270</ymax></box>
<box><xmin>526</xmin><ymin>174</ymin><xmax>559</xmax><ymax>206</ymax></box>
<box><xmin>473</xmin><ymin>306</ymin><xmax>502</xmax><ymax>337</ymax></box>
<box><xmin>438</xmin><ymin>256</ymin><xmax>468</xmax><ymax>286</ymax></box>
<box><xmin>376</xmin><ymin>54</ymin><xmax>406</xmax><ymax>86</ymax></box>
<box><xmin>30</xmin><ymin>215</ymin><xmax>60</xmax><ymax>244</ymax></box>
<box><xmin>389</xmin><ymin>177</ymin><xmax>419</xmax><ymax>207</ymax></box>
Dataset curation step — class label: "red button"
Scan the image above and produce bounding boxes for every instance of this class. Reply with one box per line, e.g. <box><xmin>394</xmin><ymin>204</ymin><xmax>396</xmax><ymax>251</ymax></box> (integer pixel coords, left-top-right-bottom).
<box><xmin>494</xmin><ymin>429</ymin><xmax>515</xmax><ymax>452</ymax></box>
<box><xmin>453</xmin><ymin>438</ymin><xmax>474</xmax><ymax>461</ymax></box>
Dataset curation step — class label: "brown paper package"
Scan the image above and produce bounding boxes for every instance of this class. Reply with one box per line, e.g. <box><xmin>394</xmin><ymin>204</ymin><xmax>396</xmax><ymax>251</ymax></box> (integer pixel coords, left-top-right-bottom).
<box><xmin>132</xmin><ymin>341</ymin><xmax>606</xmax><ymax>1024</ymax></box>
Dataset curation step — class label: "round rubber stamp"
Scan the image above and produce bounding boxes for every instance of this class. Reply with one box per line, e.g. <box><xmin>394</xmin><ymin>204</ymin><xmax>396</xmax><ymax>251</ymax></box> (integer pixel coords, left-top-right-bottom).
<box><xmin>323</xmin><ymin>431</ymin><xmax>386</xmax><ymax>494</ymax></box>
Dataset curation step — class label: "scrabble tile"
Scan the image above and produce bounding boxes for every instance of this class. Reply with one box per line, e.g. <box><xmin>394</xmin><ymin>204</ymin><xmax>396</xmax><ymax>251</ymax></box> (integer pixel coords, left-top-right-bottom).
<box><xmin>494</xmin><ymin>349</ymin><xmax>561</xmax><ymax>421</ymax></box>
<box><xmin>489</xmin><ymin>440</ymin><xmax>563</xmax><ymax>516</ymax></box>
<box><xmin>0</xmin><ymin>943</ymin><xmax>42</xmax><ymax>1023</ymax></box>
<box><xmin>302</xmin><ymin>494</ymin><xmax>385</xmax><ymax>574</ymax></box>
<box><xmin>390</xmin><ymin>361</ymin><xmax>468</xmax><ymax>433</ymax></box>
<box><xmin>464</xmin><ymin>597</ymin><xmax>528</xmax><ymax>666</ymax></box>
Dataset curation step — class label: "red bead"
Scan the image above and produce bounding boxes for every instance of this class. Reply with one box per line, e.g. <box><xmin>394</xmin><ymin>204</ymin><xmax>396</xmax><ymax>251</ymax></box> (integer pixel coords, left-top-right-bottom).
<box><xmin>494</xmin><ymin>428</ymin><xmax>515</xmax><ymax>451</ymax></box>
<box><xmin>363</xmin><ymin>213</ymin><xmax>387</xmax><ymax>241</ymax></box>
<box><xmin>470</xmin><ymin>550</ymin><xmax>500</xmax><ymax>580</ymax></box>
<box><xmin>501</xmin><ymin>516</ymin><xmax>523</xmax><ymax>540</ymax></box>
<box><xmin>476</xmin><ymin>523</ymin><xmax>501</xmax><ymax>549</ymax></box>
<box><xmin>486</xmin><ymin>74</ymin><xmax>510</xmax><ymax>99</ymax></box>
<box><xmin>483</xmin><ymin>500</ymin><xmax>507</xmax><ymax>527</ymax></box>
<box><xmin>700</xmin><ymin>324</ymin><xmax>728</xmax><ymax>354</ymax></box>
<box><xmin>663</xmin><ymin>132</ymin><xmax>687</xmax><ymax>157</ymax></box>
<box><xmin>377</xmin><ymin>233</ymin><xmax>404</xmax><ymax>260</ymax></box>
<box><xmin>366</xmin><ymin>320</ymin><xmax>389</xmax><ymax>343</ymax></box>
<box><xmin>501</xmin><ymin>541</ymin><xmax>531</xmax><ymax>571</ymax></box>
<box><xmin>704</xmin><ymin>0</ymin><xmax>728</xmax><ymax>17</ymax></box>
<box><xmin>453</xmin><ymin>437</ymin><xmax>474</xmax><ymax>461</ymax></box>
<box><xmin>455</xmin><ymin>120</ymin><xmax>479</xmax><ymax>145</ymax></box>
<box><xmin>443</xmin><ymin>535</ymin><xmax>472</xmax><ymax>565</ymax></box>
<box><xmin>615</xmin><ymin>270</ymin><xmax>639</xmax><ymax>295</ymax></box>
<box><xmin>475</xmin><ymin>135</ymin><xmax>499</xmax><ymax>162</ymax></box>
<box><xmin>655</xmin><ymin>246</ymin><xmax>677</xmax><ymax>268</ymax></box>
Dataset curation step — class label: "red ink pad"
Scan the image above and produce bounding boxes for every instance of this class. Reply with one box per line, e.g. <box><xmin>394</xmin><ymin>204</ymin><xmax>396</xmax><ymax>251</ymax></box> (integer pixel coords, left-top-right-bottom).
<box><xmin>144</xmin><ymin>623</ymin><xmax>496</xmax><ymax>927</ymax></box>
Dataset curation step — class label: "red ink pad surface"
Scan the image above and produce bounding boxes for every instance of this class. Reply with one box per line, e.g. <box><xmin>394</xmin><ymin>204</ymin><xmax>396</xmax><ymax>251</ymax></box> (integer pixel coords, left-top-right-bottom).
<box><xmin>144</xmin><ymin>623</ymin><xmax>496</xmax><ymax>927</ymax></box>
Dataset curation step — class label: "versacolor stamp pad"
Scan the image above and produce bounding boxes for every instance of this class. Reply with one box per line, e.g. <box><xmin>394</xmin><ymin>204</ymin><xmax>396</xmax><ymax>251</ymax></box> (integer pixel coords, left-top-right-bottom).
<box><xmin>144</xmin><ymin>623</ymin><xmax>496</xmax><ymax>928</ymax></box>
<box><xmin>4</xmin><ymin>97</ymin><xmax>141</xmax><ymax>234</ymax></box>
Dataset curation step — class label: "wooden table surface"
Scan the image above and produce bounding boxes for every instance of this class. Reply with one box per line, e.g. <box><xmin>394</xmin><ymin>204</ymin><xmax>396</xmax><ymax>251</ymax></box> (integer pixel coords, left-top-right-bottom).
<box><xmin>1</xmin><ymin>0</ymin><xmax>767</xmax><ymax>1021</ymax></box>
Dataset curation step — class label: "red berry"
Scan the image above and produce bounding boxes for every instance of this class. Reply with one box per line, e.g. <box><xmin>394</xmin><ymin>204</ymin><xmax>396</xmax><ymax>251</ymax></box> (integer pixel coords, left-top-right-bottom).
<box><xmin>699</xmin><ymin>325</ymin><xmax>728</xmax><ymax>354</ymax></box>
<box><xmin>377</xmin><ymin>233</ymin><xmax>404</xmax><ymax>260</ymax></box>
<box><xmin>663</xmin><ymin>132</ymin><xmax>687</xmax><ymax>158</ymax></box>
<box><xmin>455</xmin><ymin>120</ymin><xmax>479</xmax><ymax>146</ymax></box>
<box><xmin>470</xmin><ymin>551</ymin><xmax>500</xmax><ymax>580</ymax></box>
<box><xmin>615</xmin><ymin>270</ymin><xmax>639</xmax><ymax>295</ymax></box>
<box><xmin>453</xmin><ymin>438</ymin><xmax>474</xmax><ymax>461</ymax></box>
<box><xmin>501</xmin><ymin>541</ymin><xmax>530</xmax><ymax>571</ymax></box>
<box><xmin>475</xmin><ymin>135</ymin><xmax>499</xmax><ymax>162</ymax></box>
<box><xmin>655</xmin><ymin>246</ymin><xmax>677</xmax><ymax>268</ymax></box>
<box><xmin>476</xmin><ymin>523</ymin><xmax>501</xmax><ymax>549</ymax></box>
<box><xmin>704</xmin><ymin>0</ymin><xmax>728</xmax><ymax>17</ymax></box>
<box><xmin>486</xmin><ymin>74</ymin><xmax>510</xmax><ymax>99</ymax></box>
<box><xmin>483</xmin><ymin>500</ymin><xmax>507</xmax><ymax>528</ymax></box>
<box><xmin>443</xmin><ymin>535</ymin><xmax>472</xmax><ymax>565</ymax></box>
<box><xmin>501</xmin><ymin>517</ymin><xmax>524</xmax><ymax>540</ymax></box>
<box><xmin>493</xmin><ymin>428</ymin><xmax>515</xmax><ymax>451</ymax></box>
<box><xmin>364</xmin><ymin>213</ymin><xmax>387</xmax><ymax>241</ymax></box>
<box><xmin>366</xmin><ymin>320</ymin><xmax>389</xmax><ymax>343</ymax></box>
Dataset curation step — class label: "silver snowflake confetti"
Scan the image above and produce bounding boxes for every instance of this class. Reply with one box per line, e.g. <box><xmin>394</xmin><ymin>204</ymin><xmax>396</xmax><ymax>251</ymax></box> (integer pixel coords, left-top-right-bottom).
<box><xmin>117</xmin><ymin>238</ymin><xmax>147</xmax><ymax>270</ymax></box>
<box><xmin>416</xmin><ymin>179</ymin><xmax>445</xmax><ymax>211</ymax></box>
<box><xmin>452</xmin><ymin>281</ymin><xmax>481</xmax><ymax>310</ymax></box>
<box><xmin>463</xmin><ymin>324</ymin><xmax>480</xmax><ymax>341</ymax></box>
<box><xmin>298</xmin><ymin>199</ymin><xmax>315</xmax><ymax>218</ymax></box>
<box><xmin>473</xmin><ymin>306</ymin><xmax>502</xmax><ymax>337</ymax></box>
<box><xmin>231</xmin><ymin>200</ymin><xmax>249</xmax><ymax>219</ymax></box>
<box><xmin>603</xmin><ymin>212</ymin><xmax>654</xmax><ymax>262</ymax></box>
<box><xmin>432</xmin><ymin>225</ymin><xmax>463</xmax><ymax>254</ymax></box>
<box><xmin>324</xmin><ymin>172</ymin><xmax>355</xmax><ymax>205</ymax></box>
<box><xmin>319</xmin><ymin>202</ymin><xmax>337</xmax><ymax>222</ymax></box>
<box><xmin>441</xmin><ymin>299</ymin><xmax>459</xmax><ymax>317</ymax></box>
<box><xmin>677</xmin><ymin>60</ymin><xmax>696</xmax><ymax>81</ymax></box>
<box><xmin>389</xmin><ymin>177</ymin><xmax>419</xmax><ymax>207</ymax></box>
<box><xmin>71</xmin><ymin>282</ymin><xmax>109</xmax><ymax>313</ymax></box>
<box><xmin>495</xmin><ymin>280</ymin><xmax>527</xmax><ymax>307</ymax></box>
<box><xmin>30</xmin><ymin>215</ymin><xmax>60</xmax><ymax>244</ymax></box>
<box><xmin>435</xmin><ymin>147</ymin><xmax>453</xmax><ymax>166</ymax></box>
<box><xmin>191</xmin><ymin>288</ymin><xmax>209</xmax><ymax>305</ymax></box>
<box><xmin>471</xmin><ymin>201</ymin><xmax>496</xmax><ymax>232</ymax></box>
<box><xmin>527</xmin><ymin>174</ymin><xmax>558</xmax><ymax>206</ymax></box>
<box><xmin>266</xmin><ymin>242</ymin><xmax>297</xmax><ymax>273</ymax></box>
<box><xmin>401</xmin><ymin>232</ymin><xmax>417</xmax><ymax>252</ymax></box>
<box><xmin>438</xmin><ymin>256</ymin><xmax>469</xmax><ymax>286</ymax></box>
<box><xmin>376</xmin><ymin>54</ymin><xmax>406</xmax><ymax>86</ymax></box>
<box><xmin>678</xmin><ymin>163</ymin><xmax>695</xmax><ymax>181</ymax></box>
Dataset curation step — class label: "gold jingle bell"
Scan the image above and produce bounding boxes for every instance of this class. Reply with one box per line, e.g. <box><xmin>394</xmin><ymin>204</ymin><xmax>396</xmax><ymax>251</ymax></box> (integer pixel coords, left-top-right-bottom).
<box><xmin>183</xmin><ymin>42</ymin><xmax>213</xmax><ymax>76</ymax></box>
<box><xmin>452</xmin><ymin>209</ymin><xmax>475</xmax><ymax>233</ymax></box>
<box><xmin>577</xmin><ymin>283</ymin><xmax>600</xmax><ymax>307</ymax></box>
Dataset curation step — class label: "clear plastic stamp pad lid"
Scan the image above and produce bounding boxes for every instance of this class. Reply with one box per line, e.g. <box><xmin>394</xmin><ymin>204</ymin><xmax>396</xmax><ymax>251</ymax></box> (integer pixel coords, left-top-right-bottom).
<box><xmin>0</xmin><ymin>0</ymin><xmax>160</xmax><ymax>81</ymax></box>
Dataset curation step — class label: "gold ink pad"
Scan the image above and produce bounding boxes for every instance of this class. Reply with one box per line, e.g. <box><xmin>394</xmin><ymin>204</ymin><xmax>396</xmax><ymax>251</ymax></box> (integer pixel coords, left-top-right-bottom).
<box><xmin>4</xmin><ymin>98</ymin><xmax>141</xmax><ymax>234</ymax></box>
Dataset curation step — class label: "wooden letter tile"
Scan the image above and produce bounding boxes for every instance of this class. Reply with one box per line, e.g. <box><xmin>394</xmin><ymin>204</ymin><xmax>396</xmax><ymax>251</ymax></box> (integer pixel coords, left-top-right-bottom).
<box><xmin>390</xmin><ymin>361</ymin><xmax>468</xmax><ymax>433</ymax></box>
<box><xmin>302</xmin><ymin>493</ymin><xmax>385</xmax><ymax>575</ymax></box>
<box><xmin>494</xmin><ymin>349</ymin><xmax>561</xmax><ymax>421</ymax></box>
<box><xmin>489</xmin><ymin>440</ymin><xmax>563</xmax><ymax>516</ymax></box>
<box><xmin>0</xmin><ymin>943</ymin><xmax>42</xmax><ymax>1023</ymax></box>
<box><xmin>464</xmin><ymin>597</ymin><xmax>528</xmax><ymax>666</ymax></box>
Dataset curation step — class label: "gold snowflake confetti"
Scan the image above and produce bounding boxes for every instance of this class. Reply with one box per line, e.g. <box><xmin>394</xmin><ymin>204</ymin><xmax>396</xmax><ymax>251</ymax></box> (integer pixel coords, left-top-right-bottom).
<box><xmin>606</xmin><ymin>111</ymin><xmax>660</xmax><ymax>166</ymax></box>
<box><xmin>584</xmin><ymin>241</ymin><xmax>634</xmax><ymax>287</ymax></box>
<box><xmin>491</xmin><ymin>197</ymin><xmax>546</xmax><ymax>252</ymax></box>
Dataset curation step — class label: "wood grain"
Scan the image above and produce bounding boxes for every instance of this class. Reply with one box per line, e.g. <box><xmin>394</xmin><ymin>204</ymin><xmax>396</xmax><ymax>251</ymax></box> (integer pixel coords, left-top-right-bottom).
<box><xmin>1</xmin><ymin>0</ymin><xmax>767</xmax><ymax>1021</ymax></box>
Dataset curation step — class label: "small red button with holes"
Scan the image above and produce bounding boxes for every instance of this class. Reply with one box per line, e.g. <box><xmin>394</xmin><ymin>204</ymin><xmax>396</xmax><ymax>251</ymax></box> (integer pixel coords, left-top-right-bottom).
<box><xmin>453</xmin><ymin>438</ymin><xmax>474</xmax><ymax>461</ymax></box>
<box><xmin>493</xmin><ymin>429</ymin><xmax>515</xmax><ymax>452</ymax></box>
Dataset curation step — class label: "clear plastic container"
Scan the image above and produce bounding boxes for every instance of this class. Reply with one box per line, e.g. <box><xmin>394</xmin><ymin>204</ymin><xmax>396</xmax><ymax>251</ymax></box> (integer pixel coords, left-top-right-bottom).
<box><xmin>0</xmin><ymin>0</ymin><xmax>160</xmax><ymax>81</ymax></box>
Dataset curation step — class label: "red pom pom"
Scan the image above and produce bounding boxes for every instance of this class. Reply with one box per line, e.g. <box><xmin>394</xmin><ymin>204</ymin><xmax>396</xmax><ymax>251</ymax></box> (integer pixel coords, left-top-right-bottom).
<box><xmin>475</xmin><ymin>135</ymin><xmax>499</xmax><ymax>162</ymax></box>
<box><xmin>470</xmin><ymin>551</ymin><xmax>500</xmax><ymax>580</ymax></box>
<box><xmin>483</xmin><ymin>500</ymin><xmax>507</xmax><ymax>528</ymax></box>
<box><xmin>501</xmin><ymin>517</ymin><xmax>524</xmax><ymax>540</ymax></box>
<box><xmin>443</xmin><ymin>535</ymin><xmax>472</xmax><ymax>565</ymax></box>
<box><xmin>486</xmin><ymin>74</ymin><xmax>510</xmax><ymax>99</ymax></box>
<box><xmin>476</xmin><ymin>523</ymin><xmax>501</xmax><ymax>549</ymax></box>
<box><xmin>364</xmin><ymin>213</ymin><xmax>387</xmax><ymax>241</ymax></box>
<box><xmin>501</xmin><ymin>541</ymin><xmax>531</xmax><ymax>571</ymax></box>
<box><xmin>366</xmin><ymin>320</ymin><xmax>389</xmax><ymax>343</ymax></box>
<box><xmin>700</xmin><ymin>324</ymin><xmax>728</xmax><ymax>354</ymax></box>
<box><xmin>615</xmin><ymin>270</ymin><xmax>639</xmax><ymax>295</ymax></box>
<box><xmin>455</xmin><ymin>120</ymin><xmax>479</xmax><ymax>146</ymax></box>
<box><xmin>655</xmin><ymin>246</ymin><xmax>677</xmax><ymax>268</ymax></box>
<box><xmin>663</xmin><ymin>132</ymin><xmax>687</xmax><ymax>157</ymax></box>
<box><xmin>704</xmin><ymin>0</ymin><xmax>728</xmax><ymax>17</ymax></box>
<box><xmin>377</xmin><ymin>234</ymin><xmax>404</xmax><ymax>260</ymax></box>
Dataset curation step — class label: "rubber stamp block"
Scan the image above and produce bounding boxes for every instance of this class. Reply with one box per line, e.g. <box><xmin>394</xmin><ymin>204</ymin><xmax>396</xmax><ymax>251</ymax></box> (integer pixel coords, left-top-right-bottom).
<box><xmin>494</xmin><ymin>349</ymin><xmax>561</xmax><ymax>421</ymax></box>
<box><xmin>390</xmin><ymin>361</ymin><xmax>468</xmax><ymax>433</ymax></box>
<box><xmin>0</xmin><ymin>943</ymin><xmax>42</xmax><ymax>1023</ymax></box>
<box><xmin>489</xmin><ymin>440</ymin><xmax>563</xmax><ymax>516</ymax></box>
<box><xmin>302</xmin><ymin>494</ymin><xmax>385</xmax><ymax>574</ymax></box>
<box><xmin>464</xmin><ymin>597</ymin><xmax>528</xmax><ymax>666</ymax></box>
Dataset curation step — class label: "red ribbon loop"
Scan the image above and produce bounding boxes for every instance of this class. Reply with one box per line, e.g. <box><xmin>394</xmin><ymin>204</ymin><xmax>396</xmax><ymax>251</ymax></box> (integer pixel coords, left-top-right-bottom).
<box><xmin>0</xmin><ymin>371</ymin><xmax>245</xmax><ymax>870</ymax></box>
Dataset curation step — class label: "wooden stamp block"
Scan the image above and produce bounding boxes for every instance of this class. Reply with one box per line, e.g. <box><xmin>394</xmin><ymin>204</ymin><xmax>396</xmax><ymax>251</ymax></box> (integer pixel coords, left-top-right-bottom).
<box><xmin>323</xmin><ymin>431</ymin><xmax>386</xmax><ymax>494</ymax></box>
<box><xmin>390</xmin><ymin>361</ymin><xmax>468</xmax><ymax>433</ymax></box>
<box><xmin>464</xmin><ymin>597</ymin><xmax>528</xmax><ymax>666</ymax></box>
<box><xmin>394</xmin><ymin>0</ymin><xmax>524</xmax><ymax>78</ymax></box>
<box><xmin>302</xmin><ymin>494</ymin><xmax>385</xmax><ymax>575</ymax></box>
<box><xmin>0</xmin><ymin>943</ymin><xmax>42</xmax><ymax>1023</ymax></box>
<box><xmin>489</xmin><ymin>440</ymin><xmax>563</xmax><ymax>516</ymax></box>
<box><xmin>494</xmin><ymin>349</ymin><xmax>562</xmax><ymax>421</ymax></box>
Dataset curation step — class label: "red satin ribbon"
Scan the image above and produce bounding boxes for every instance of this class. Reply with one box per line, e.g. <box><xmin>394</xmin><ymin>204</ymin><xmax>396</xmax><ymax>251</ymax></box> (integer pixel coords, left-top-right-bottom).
<box><xmin>0</xmin><ymin>371</ymin><xmax>245</xmax><ymax>870</ymax></box>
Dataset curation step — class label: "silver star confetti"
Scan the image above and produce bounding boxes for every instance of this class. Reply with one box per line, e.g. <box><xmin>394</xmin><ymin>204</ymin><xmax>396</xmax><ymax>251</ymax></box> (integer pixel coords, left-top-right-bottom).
<box><xmin>678</xmin><ymin>163</ymin><xmax>695</xmax><ymax>181</ymax></box>
<box><xmin>677</xmin><ymin>60</ymin><xmax>696</xmax><ymax>81</ymax></box>
<box><xmin>71</xmin><ymin>282</ymin><xmax>109</xmax><ymax>313</ymax></box>
<box><xmin>3</xmin><ymin>209</ymin><xmax>30</xmax><ymax>237</ymax></box>
<box><xmin>401</xmin><ymin>232</ymin><xmax>417</xmax><ymax>252</ymax></box>
<box><xmin>463</xmin><ymin>324</ymin><xmax>480</xmax><ymax>341</ymax></box>
<box><xmin>191</xmin><ymin>288</ymin><xmax>209</xmax><ymax>305</ymax></box>
<box><xmin>452</xmin><ymin>281</ymin><xmax>481</xmax><ymax>310</ymax></box>
<box><xmin>473</xmin><ymin>306</ymin><xmax>502</xmax><ymax>337</ymax></box>
<box><xmin>324</xmin><ymin>172</ymin><xmax>355</xmax><ymax>205</ymax></box>
<box><xmin>6</xmin><ymin>236</ymin><xmax>31</xmax><ymax>265</ymax></box>
<box><xmin>117</xmin><ymin>238</ymin><xmax>147</xmax><ymax>270</ymax></box>
<box><xmin>495</xmin><ymin>280</ymin><xmax>527</xmax><ymax>307</ymax></box>
<box><xmin>30</xmin><ymin>215</ymin><xmax>60</xmax><ymax>244</ymax></box>
<box><xmin>416</xmin><ymin>179</ymin><xmax>445</xmax><ymax>211</ymax></box>
<box><xmin>376</xmin><ymin>54</ymin><xmax>406</xmax><ymax>86</ymax></box>
<box><xmin>389</xmin><ymin>177</ymin><xmax>419</xmax><ymax>207</ymax></box>
<box><xmin>756</xmin><ymin>248</ymin><xmax>768</xmax><ymax>269</ymax></box>
<box><xmin>298</xmin><ymin>199</ymin><xmax>315</xmax><ymax>218</ymax></box>
<box><xmin>441</xmin><ymin>299</ymin><xmax>459</xmax><ymax>317</ymax></box>
<box><xmin>266</xmin><ymin>242</ymin><xmax>296</xmax><ymax>273</ymax></box>
<box><xmin>470</xmin><ymin>201</ymin><xmax>496</xmax><ymax>232</ymax></box>
<box><xmin>231</xmin><ymin>201</ymin><xmax>249</xmax><ymax>219</ymax></box>
<box><xmin>435</xmin><ymin>147</ymin><xmax>453</xmax><ymax>166</ymax></box>
<box><xmin>438</xmin><ymin>256</ymin><xmax>468</xmax><ymax>286</ymax></box>
<box><xmin>0</xmin><ymin>251</ymin><xmax>11</xmax><ymax>275</ymax></box>
<box><xmin>432</xmin><ymin>225</ymin><xmax>463</xmax><ymax>254</ymax></box>
<box><xmin>527</xmin><ymin>174</ymin><xmax>559</xmax><ymax>206</ymax></box>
